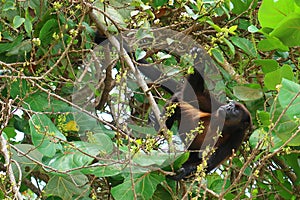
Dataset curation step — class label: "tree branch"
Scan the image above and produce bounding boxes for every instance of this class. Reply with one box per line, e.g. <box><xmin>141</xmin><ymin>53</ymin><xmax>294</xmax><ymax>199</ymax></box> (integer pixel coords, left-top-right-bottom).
<box><xmin>88</xmin><ymin>7</ymin><xmax>171</xmax><ymax>142</ymax></box>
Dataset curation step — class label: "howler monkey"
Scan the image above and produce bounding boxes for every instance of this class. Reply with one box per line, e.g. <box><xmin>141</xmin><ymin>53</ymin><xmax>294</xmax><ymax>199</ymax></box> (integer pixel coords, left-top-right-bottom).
<box><xmin>94</xmin><ymin>32</ymin><xmax>252</xmax><ymax>180</ymax></box>
<box><xmin>136</xmin><ymin>46</ymin><xmax>252</xmax><ymax>180</ymax></box>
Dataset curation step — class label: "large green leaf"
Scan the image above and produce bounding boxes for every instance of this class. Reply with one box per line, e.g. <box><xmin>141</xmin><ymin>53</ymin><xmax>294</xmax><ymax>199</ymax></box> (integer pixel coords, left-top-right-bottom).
<box><xmin>29</xmin><ymin>114</ymin><xmax>66</xmax><ymax>157</ymax></box>
<box><xmin>5</xmin><ymin>39</ymin><xmax>32</xmax><ymax>56</ymax></box>
<box><xmin>258</xmin><ymin>0</ymin><xmax>296</xmax><ymax>28</ymax></box>
<box><xmin>82</xmin><ymin>163</ymin><xmax>124</xmax><ymax>178</ymax></box>
<box><xmin>270</xmin><ymin>14</ymin><xmax>300</xmax><ymax>47</ymax></box>
<box><xmin>271</xmin><ymin>79</ymin><xmax>300</xmax><ymax>146</ymax></box>
<box><xmin>264</xmin><ymin>65</ymin><xmax>294</xmax><ymax>90</ymax></box>
<box><xmin>71</xmin><ymin>109</ymin><xmax>115</xmax><ymax>138</ymax></box>
<box><xmin>132</xmin><ymin>152</ymin><xmax>179</xmax><ymax>168</ymax></box>
<box><xmin>23</xmin><ymin>92</ymin><xmax>70</xmax><ymax>112</ymax></box>
<box><xmin>258</xmin><ymin>0</ymin><xmax>300</xmax><ymax>47</ymax></box>
<box><xmin>10</xmin><ymin>79</ymin><xmax>70</xmax><ymax>112</ymax></box>
<box><xmin>153</xmin><ymin>0</ymin><xmax>168</xmax><ymax>7</ymax></box>
<box><xmin>249</xmin><ymin>128</ymin><xmax>284</xmax><ymax>151</ymax></box>
<box><xmin>44</xmin><ymin>174</ymin><xmax>90</xmax><ymax>200</ymax></box>
<box><xmin>111</xmin><ymin>173</ymin><xmax>165</xmax><ymax>200</ymax></box>
<box><xmin>254</xmin><ymin>59</ymin><xmax>279</xmax><ymax>73</ymax></box>
<box><xmin>278</xmin><ymin>79</ymin><xmax>300</xmax><ymax>118</ymax></box>
<box><xmin>282</xmin><ymin>154</ymin><xmax>300</xmax><ymax>183</ymax></box>
<box><xmin>257</xmin><ymin>36</ymin><xmax>289</xmax><ymax>52</ymax></box>
<box><xmin>11</xmin><ymin>144</ymin><xmax>43</xmax><ymax>179</ymax></box>
<box><xmin>233</xmin><ymin>85</ymin><xmax>263</xmax><ymax>101</ymax></box>
<box><xmin>44</xmin><ymin>138</ymin><xmax>114</xmax><ymax>171</ymax></box>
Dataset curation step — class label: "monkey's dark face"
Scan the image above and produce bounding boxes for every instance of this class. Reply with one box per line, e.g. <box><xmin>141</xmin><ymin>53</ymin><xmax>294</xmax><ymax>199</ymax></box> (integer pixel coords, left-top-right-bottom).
<box><xmin>218</xmin><ymin>102</ymin><xmax>251</xmax><ymax>127</ymax></box>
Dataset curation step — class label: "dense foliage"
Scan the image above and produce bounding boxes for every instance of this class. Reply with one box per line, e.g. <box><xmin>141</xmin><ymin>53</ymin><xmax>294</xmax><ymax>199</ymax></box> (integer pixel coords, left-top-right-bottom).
<box><xmin>0</xmin><ymin>0</ymin><xmax>299</xmax><ymax>199</ymax></box>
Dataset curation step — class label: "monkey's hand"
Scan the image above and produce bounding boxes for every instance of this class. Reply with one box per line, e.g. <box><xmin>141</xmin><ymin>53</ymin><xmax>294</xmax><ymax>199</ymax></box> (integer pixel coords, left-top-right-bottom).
<box><xmin>167</xmin><ymin>164</ymin><xmax>198</xmax><ymax>181</ymax></box>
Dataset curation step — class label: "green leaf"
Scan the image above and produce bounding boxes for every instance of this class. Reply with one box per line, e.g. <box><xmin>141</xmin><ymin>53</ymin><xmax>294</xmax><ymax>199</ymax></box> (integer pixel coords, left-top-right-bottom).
<box><xmin>278</xmin><ymin>79</ymin><xmax>300</xmax><ymax>119</ymax></box>
<box><xmin>209</xmin><ymin>178</ymin><xmax>230</xmax><ymax>193</ymax></box>
<box><xmin>157</xmin><ymin>52</ymin><xmax>171</xmax><ymax>60</ymax></box>
<box><xmin>211</xmin><ymin>48</ymin><xmax>225</xmax><ymax>63</ymax></box>
<box><xmin>132</xmin><ymin>152</ymin><xmax>179</xmax><ymax>167</ymax></box>
<box><xmin>93</xmin><ymin>1</ymin><xmax>127</xmax><ymax>32</ymax></box>
<box><xmin>153</xmin><ymin>0</ymin><xmax>168</xmax><ymax>7</ymax></box>
<box><xmin>111</xmin><ymin>173</ymin><xmax>164</xmax><ymax>200</ymax></box>
<box><xmin>5</xmin><ymin>39</ymin><xmax>32</xmax><ymax>56</ymax></box>
<box><xmin>44</xmin><ymin>141</ymin><xmax>106</xmax><ymax>171</ymax></box>
<box><xmin>44</xmin><ymin>174</ymin><xmax>90</xmax><ymax>200</ymax></box>
<box><xmin>24</xmin><ymin>18</ymin><xmax>32</xmax><ymax>34</ymax></box>
<box><xmin>270</xmin><ymin>79</ymin><xmax>300</xmax><ymax>146</ymax></box>
<box><xmin>249</xmin><ymin>129</ymin><xmax>284</xmax><ymax>151</ymax></box>
<box><xmin>14</xmin><ymin>115</ymin><xmax>30</xmax><ymax>133</ymax></box>
<box><xmin>3</xmin><ymin>127</ymin><xmax>17</xmax><ymax>139</ymax></box>
<box><xmin>258</xmin><ymin>0</ymin><xmax>296</xmax><ymax>28</ymax></box>
<box><xmin>233</xmin><ymin>86</ymin><xmax>263</xmax><ymax>101</ymax></box>
<box><xmin>254</xmin><ymin>59</ymin><xmax>279</xmax><ymax>73</ymax></box>
<box><xmin>151</xmin><ymin>184</ymin><xmax>173</xmax><ymax>200</ymax></box>
<box><xmin>0</xmin><ymin>35</ymin><xmax>22</xmax><ymax>54</ymax></box>
<box><xmin>249</xmin><ymin>129</ymin><xmax>264</xmax><ymax>149</ymax></box>
<box><xmin>13</xmin><ymin>15</ymin><xmax>25</xmax><ymax>28</ymax></box>
<box><xmin>2</xmin><ymin>0</ymin><xmax>15</xmax><ymax>11</ymax></box>
<box><xmin>135</xmin><ymin>48</ymin><xmax>147</xmax><ymax>61</ymax></box>
<box><xmin>231</xmin><ymin>0</ymin><xmax>255</xmax><ymax>15</ymax></box>
<box><xmin>171</xmin><ymin>152</ymin><xmax>189</xmax><ymax>170</ymax></box>
<box><xmin>10</xmin><ymin>79</ymin><xmax>28</xmax><ymax>99</ymax></box>
<box><xmin>22</xmin><ymin>92</ymin><xmax>70</xmax><ymax>112</ymax></box>
<box><xmin>270</xmin><ymin>14</ymin><xmax>300</xmax><ymax>47</ymax></box>
<box><xmin>72</xmin><ymin>109</ymin><xmax>115</xmax><ymax>138</ymax></box>
<box><xmin>248</xmin><ymin>25</ymin><xmax>259</xmax><ymax>33</ymax></box>
<box><xmin>39</xmin><ymin>18</ymin><xmax>59</xmax><ymax>46</ymax></box>
<box><xmin>264</xmin><ymin>65</ymin><xmax>294</xmax><ymax>90</ymax></box>
<box><xmin>257</xmin><ymin>36</ymin><xmax>289</xmax><ymax>52</ymax></box>
<box><xmin>257</xmin><ymin>110</ymin><xmax>271</xmax><ymax>127</ymax></box>
<box><xmin>184</xmin><ymin>5</ymin><xmax>199</xmax><ymax>20</ymax></box>
<box><xmin>128</xmin><ymin>124</ymin><xmax>157</xmax><ymax>136</ymax></box>
<box><xmin>82</xmin><ymin>163</ymin><xmax>124</xmax><ymax>177</ymax></box>
<box><xmin>29</xmin><ymin>0</ymin><xmax>48</xmax><ymax>17</ymax></box>
<box><xmin>29</xmin><ymin>114</ymin><xmax>66</xmax><ymax>157</ymax></box>
<box><xmin>88</xmin><ymin>133</ymin><xmax>114</xmax><ymax>154</ymax></box>
<box><xmin>44</xmin><ymin>152</ymin><xmax>87</xmax><ymax>171</ymax></box>
<box><xmin>136</xmin><ymin>28</ymin><xmax>154</xmax><ymax>40</ymax></box>
<box><xmin>230</xmin><ymin>36</ymin><xmax>257</xmax><ymax>57</ymax></box>
<box><xmin>11</xmin><ymin>144</ymin><xmax>43</xmax><ymax>178</ymax></box>
<box><xmin>223</xmin><ymin>38</ymin><xmax>235</xmax><ymax>56</ymax></box>
<box><xmin>282</xmin><ymin>154</ymin><xmax>300</xmax><ymax>183</ymax></box>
